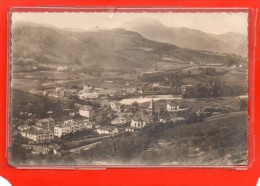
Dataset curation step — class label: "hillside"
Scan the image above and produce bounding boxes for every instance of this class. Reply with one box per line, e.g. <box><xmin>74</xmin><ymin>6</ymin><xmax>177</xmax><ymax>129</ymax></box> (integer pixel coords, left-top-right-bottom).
<box><xmin>11</xmin><ymin>21</ymin><xmax>246</xmax><ymax>71</ymax></box>
<box><xmin>78</xmin><ymin>111</ymin><xmax>247</xmax><ymax>165</ymax></box>
<box><xmin>124</xmin><ymin>18</ymin><xmax>248</xmax><ymax>57</ymax></box>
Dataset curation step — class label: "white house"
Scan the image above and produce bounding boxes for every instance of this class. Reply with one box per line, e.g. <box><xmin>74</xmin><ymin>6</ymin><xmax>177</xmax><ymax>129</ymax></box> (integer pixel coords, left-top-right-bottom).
<box><xmin>57</xmin><ymin>66</ymin><xmax>68</xmax><ymax>71</ymax></box>
<box><xmin>130</xmin><ymin>115</ymin><xmax>149</xmax><ymax>129</ymax></box>
<box><xmin>83</xmin><ymin>120</ymin><xmax>94</xmax><ymax>129</ymax></box>
<box><xmin>166</xmin><ymin>103</ymin><xmax>188</xmax><ymax>112</ymax></box>
<box><xmin>125</xmin><ymin>127</ymin><xmax>136</xmax><ymax>132</ymax></box>
<box><xmin>79</xmin><ymin>105</ymin><xmax>95</xmax><ymax>119</ymax></box>
<box><xmin>181</xmin><ymin>85</ymin><xmax>193</xmax><ymax>93</ymax></box>
<box><xmin>110</xmin><ymin>102</ymin><xmax>123</xmax><ymax>112</ymax></box>
<box><xmin>111</xmin><ymin>116</ymin><xmax>128</xmax><ymax>125</ymax></box>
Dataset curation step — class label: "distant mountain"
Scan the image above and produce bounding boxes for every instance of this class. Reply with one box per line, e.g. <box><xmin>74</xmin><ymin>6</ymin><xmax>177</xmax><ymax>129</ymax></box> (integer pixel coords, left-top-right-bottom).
<box><xmin>11</xmin><ymin>21</ymin><xmax>246</xmax><ymax>71</ymax></box>
<box><xmin>124</xmin><ymin>19</ymin><xmax>247</xmax><ymax>57</ymax></box>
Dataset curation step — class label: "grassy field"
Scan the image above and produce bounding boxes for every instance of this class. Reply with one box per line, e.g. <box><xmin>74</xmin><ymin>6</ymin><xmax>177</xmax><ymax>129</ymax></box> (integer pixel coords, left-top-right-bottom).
<box><xmin>136</xmin><ymin>111</ymin><xmax>247</xmax><ymax>165</ymax></box>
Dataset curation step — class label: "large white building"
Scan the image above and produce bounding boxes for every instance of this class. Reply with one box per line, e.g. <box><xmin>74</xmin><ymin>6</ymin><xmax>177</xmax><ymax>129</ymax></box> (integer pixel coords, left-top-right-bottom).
<box><xmin>20</xmin><ymin>128</ymin><xmax>54</xmax><ymax>144</ymax></box>
<box><xmin>54</xmin><ymin>120</ymin><xmax>93</xmax><ymax>137</ymax></box>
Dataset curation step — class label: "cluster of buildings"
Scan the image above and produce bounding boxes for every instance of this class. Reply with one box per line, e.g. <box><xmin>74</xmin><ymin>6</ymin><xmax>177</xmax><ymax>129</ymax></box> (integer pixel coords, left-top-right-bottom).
<box><xmin>18</xmin><ymin>115</ymin><xmax>94</xmax><ymax>144</ymax></box>
<box><xmin>105</xmin><ymin>99</ymin><xmax>187</xmax><ymax>132</ymax></box>
<box><xmin>18</xmin><ymin>98</ymin><xmax>189</xmax><ymax>144</ymax></box>
<box><xmin>17</xmin><ymin>79</ymin><xmax>193</xmax><ymax>156</ymax></box>
<box><xmin>43</xmin><ymin>81</ymin><xmax>193</xmax><ymax>101</ymax></box>
<box><xmin>44</xmin><ymin>87</ymin><xmax>78</xmax><ymax>99</ymax></box>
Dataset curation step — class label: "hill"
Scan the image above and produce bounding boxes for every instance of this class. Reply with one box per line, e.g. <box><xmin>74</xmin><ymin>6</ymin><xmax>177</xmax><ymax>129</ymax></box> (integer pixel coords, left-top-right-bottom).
<box><xmin>11</xmin><ymin>21</ymin><xmax>246</xmax><ymax>71</ymax></box>
<box><xmin>124</xmin><ymin>18</ymin><xmax>247</xmax><ymax>57</ymax></box>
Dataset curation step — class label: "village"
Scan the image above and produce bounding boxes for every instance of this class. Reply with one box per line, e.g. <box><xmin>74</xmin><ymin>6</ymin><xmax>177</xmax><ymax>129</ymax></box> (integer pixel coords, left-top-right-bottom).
<box><xmin>15</xmin><ymin>84</ymin><xmax>190</xmax><ymax>155</ymax></box>
<box><xmin>13</xmin><ymin>75</ymin><xmax>246</xmax><ymax>157</ymax></box>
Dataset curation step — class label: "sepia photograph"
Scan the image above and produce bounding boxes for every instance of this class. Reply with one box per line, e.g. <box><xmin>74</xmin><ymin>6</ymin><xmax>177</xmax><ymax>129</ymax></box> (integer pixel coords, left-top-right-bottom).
<box><xmin>9</xmin><ymin>11</ymin><xmax>248</xmax><ymax>166</ymax></box>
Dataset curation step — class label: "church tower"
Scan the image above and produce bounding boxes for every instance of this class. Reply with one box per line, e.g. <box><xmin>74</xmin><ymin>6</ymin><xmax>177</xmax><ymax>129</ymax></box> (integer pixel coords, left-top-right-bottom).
<box><xmin>147</xmin><ymin>98</ymin><xmax>154</xmax><ymax>116</ymax></box>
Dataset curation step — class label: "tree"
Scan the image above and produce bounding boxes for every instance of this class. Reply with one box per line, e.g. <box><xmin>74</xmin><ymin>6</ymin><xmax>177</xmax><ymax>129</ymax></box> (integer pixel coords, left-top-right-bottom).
<box><xmin>131</xmin><ymin>101</ymin><xmax>139</xmax><ymax>112</ymax></box>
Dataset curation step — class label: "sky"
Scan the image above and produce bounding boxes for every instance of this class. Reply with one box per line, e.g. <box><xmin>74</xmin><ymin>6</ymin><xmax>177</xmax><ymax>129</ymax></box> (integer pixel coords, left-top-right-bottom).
<box><xmin>12</xmin><ymin>12</ymin><xmax>248</xmax><ymax>35</ymax></box>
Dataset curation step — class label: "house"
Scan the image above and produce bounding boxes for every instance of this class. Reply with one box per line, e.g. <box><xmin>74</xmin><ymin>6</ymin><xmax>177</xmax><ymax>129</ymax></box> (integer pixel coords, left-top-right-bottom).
<box><xmin>96</xmin><ymin>126</ymin><xmax>119</xmax><ymax>135</ymax></box>
<box><xmin>137</xmin><ymin>88</ymin><xmax>143</xmax><ymax>94</ymax></box>
<box><xmin>18</xmin><ymin>124</ymin><xmax>30</xmax><ymax>131</ymax></box>
<box><xmin>166</xmin><ymin>103</ymin><xmax>188</xmax><ymax>112</ymax></box>
<box><xmin>78</xmin><ymin>85</ymin><xmax>99</xmax><ymax>99</ymax></box>
<box><xmin>48</xmin><ymin>144</ymin><xmax>62</xmax><ymax>155</ymax></box>
<box><xmin>151</xmin><ymin>82</ymin><xmax>160</xmax><ymax>87</ymax></box>
<box><xmin>78</xmin><ymin>92</ymin><xmax>99</xmax><ymax>99</ymax></box>
<box><xmin>181</xmin><ymin>85</ymin><xmax>193</xmax><ymax>93</ymax></box>
<box><xmin>82</xmin><ymin>85</ymin><xmax>93</xmax><ymax>92</ymax></box>
<box><xmin>54</xmin><ymin>123</ymin><xmax>72</xmax><ymax>137</ymax></box>
<box><xmin>130</xmin><ymin>115</ymin><xmax>150</xmax><ymax>129</ymax></box>
<box><xmin>110</xmin><ymin>102</ymin><xmax>124</xmax><ymax>112</ymax></box>
<box><xmin>29</xmin><ymin>145</ymin><xmax>51</xmax><ymax>155</ymax></box>
<box><xmin>32</xmin><ymin>145</ymin><xmax>50</xmax><ymax>155</ymax></box>
<box><xmin>111</xmin><ymin>116</ymin><xmax>128</xmax><ymax>125</ymax></box>
<box><xmin>166</xmin><ymin>103</ymin><xmax>180</xmax><ymax>111</ymax></box>
<box><xmin>57</xmin><ymin>66</ymin><xmax>68</xmax><ymax>71</ymax></box>
<box><xmin>125</xmin><ymin>127</ymin><xmax>136</xmax><ymax>132</ymax></box>
<box><xmin>83</xmin><ymin>120</ymin><xmax>94</xmax><ymax>129</ymax></box>
<box><xmin>159</xmin><ymin>116</ymin><xmax>185</xmax><ymax>124</ymax></box>
<box><xmin>50</xmin><ymin>87</ymin><xmax>65</xmax><ymax>98</ymax></box>
<box><xmin>121</xmin><ymin>84</ymin><xmax>137</xmax><ymax>94</ymax></box>
<box><xmin>54</xmin><ymin>121</ymin><xmax>80</xmax><ymax>137</ymax></box>
<box><xmin>36</xmin><ymin>117</ymin><xmax>55</xmax><ymax>130</ymax></box>
<box><xmin>79</xmin><ymin>105</ymin><xmax>95</xmax><ymax>119</ymax></box>
<box><xmin>20</xmin><ymin>128</ymin><xmax>54</xmax><ymax>144</ymax></box>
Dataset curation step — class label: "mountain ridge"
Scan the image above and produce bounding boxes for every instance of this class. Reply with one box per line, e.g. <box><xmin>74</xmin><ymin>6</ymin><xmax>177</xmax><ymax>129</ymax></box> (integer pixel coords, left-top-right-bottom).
<box><xmin>123</xmin><ymin>19</ymin><xmax>247</xmax><ymax>57</ymax></box>
<box><xmin>11</xmin><ymin>21</ymin><xmax>246</xmax><ymax>71</ymax></box>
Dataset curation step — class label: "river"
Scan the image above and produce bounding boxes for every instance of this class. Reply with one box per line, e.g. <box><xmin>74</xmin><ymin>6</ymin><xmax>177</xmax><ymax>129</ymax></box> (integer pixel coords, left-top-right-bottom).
<box><xmin>119</xmin><ymin>94</ymin><xmax>182</xmax><ymax>105</ymax></box>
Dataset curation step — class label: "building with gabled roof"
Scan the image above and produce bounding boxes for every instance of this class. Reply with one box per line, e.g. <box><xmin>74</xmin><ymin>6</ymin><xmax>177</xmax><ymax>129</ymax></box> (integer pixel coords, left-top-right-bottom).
<box><xmin>130</xmin><ymin>114</ymin><xmax>152</xmax><ymax>129</ymax></box>
<box><xmin>111</xmin><ymin>115</ymin><xmax>129</xmax><ymax>125</ymax></box>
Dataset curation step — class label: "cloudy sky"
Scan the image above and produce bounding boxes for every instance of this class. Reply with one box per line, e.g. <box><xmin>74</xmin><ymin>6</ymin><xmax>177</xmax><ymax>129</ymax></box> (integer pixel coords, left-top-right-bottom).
<box><xmin>12</xmin><ymin>11</ymin><xmax>248</xmax><ymax>35</ymax></box>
